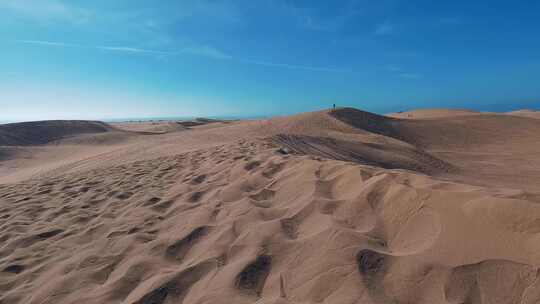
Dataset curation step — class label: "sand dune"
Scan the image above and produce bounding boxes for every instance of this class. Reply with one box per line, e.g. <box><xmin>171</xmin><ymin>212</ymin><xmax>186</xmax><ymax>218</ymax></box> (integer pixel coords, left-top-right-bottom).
<box><xmin>506</xmin><ymin>109</ymin><xmax>540</xmax><ymax>119</ymax></box>
<box><xmin>111</xmin><ymin>121</ymin><xmax>188</xmax><ymax>134</ymax></box>
<box><xmin>2</xmin><ymin>108</ymin><xmax>540</xmax><ymax>303</ymax></box>
<box><xmin>386</xmin><ymin>108</ymin><xmax>481</xmax><ymax>119</ymax></box>
<box><xmin>111</xmin><ymin>119</ymin><xmax>229</xmax><ymax>134</ymax></box>
<box><xmin>0</xmin><ymin>120</ymin><xmax>119</xmax><ymax>146</ymax></box>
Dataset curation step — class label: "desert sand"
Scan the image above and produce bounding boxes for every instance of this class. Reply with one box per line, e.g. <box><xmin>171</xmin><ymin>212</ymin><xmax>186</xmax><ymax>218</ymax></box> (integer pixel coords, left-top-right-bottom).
<box><xmin>2</xmin><ymin>108</ymin><xmax>540</xmax><ymax>304</ymax></box>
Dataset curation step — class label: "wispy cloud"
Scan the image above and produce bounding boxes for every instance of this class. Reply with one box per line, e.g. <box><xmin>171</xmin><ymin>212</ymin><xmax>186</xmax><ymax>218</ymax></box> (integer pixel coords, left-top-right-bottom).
<box><xmin>0</xmin><ymin>0</ymin><xmax>92</xmax><ymax>24</ymax></box>
<box><xmin>294</xmin><ymin>7</ymin><xmax>359</xmax><ymax>32</ymax></box>
<box><xmin>17</xmin><ymin>40</ymin><xmax>73</xmax><ymax>47</ymax></box>
<box><xmin>16</xmin><ymin>40</ymin><xmax>344</xmax><ymax>72</ymax></box>
<box><xmin>18</xmin><ymin>40</ymin><xmax>231</xmax><ymax>59</ymax></box>
<box><xmin>374</xmin><ymin>22</ymin><xmax>394</xmax><ymax>35</ymax></box>
<box><xmin>276</xmin><ymin>0</ymin><xmax>392</xmax><ymax>33</ymax></box>
<box><xmin>382</xmin><ymin>64</ymin><xmax>401</xmax><ymax>72</ymax></box>
<box><xmin>100</xmin><ymin>46</ymin><xmax>172</xmax><ymax>56</ymax></box>
<box><xmin>180</xmin><ymin>46</ymin><xmax>232</xmax><ymax>60</ymax></box>
<box><xmin>399</xmin><ymin>73</ymin><xmax>423</xmax><ymax>79</ymax></box>
<box><xmin>239</xmin><ymin>59</ymin><xmax>346</xmax><ymax>73</ymax></box>
<box><xmin>172</xmin><ymin>1</ymin><xmax>241</xmax><ymax>25</ymax></box>
<box><xmin>381</xmin><ymin>64</ymin><xmax>422</xmax><ymax>79</ymax></box>
<box><xmin>17</xmin><ymin>40</ymin><xmax>175</xmax><ymax>55</ymax></box>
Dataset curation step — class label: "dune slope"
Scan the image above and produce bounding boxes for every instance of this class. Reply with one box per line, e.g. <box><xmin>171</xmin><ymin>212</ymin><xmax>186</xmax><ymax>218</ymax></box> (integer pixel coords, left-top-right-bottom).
<box><xmin>0</xmin><ymin>120</ymin><xmax>118</xmax><ymax>146</ymax></box>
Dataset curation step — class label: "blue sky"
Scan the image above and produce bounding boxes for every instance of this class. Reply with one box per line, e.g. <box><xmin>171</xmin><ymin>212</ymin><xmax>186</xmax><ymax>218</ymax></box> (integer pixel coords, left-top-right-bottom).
<box><xmin>1</xmin><ymin>0</ymin><xmax>539</xmax><ymax>121</ymax></box>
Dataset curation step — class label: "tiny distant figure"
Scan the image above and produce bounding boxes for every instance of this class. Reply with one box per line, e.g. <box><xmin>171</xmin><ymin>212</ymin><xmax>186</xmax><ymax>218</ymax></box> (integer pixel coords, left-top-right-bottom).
<box><xmin>333</xmin><ymin>103</ymin><xmax>336</xmax><ymax>109</ymax></box>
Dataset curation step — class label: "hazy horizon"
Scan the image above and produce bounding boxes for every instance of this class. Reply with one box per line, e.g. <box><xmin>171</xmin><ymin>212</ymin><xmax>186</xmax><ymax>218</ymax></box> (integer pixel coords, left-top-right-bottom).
<box><xmin>2</xmin><ymin>105</ymin><xmax>540</xmax><ymax>125</ymax></box>
<box><xmin>2</xmin><ymin>0</ymin><xmax>540</xmax><ymax>121</ymax></box>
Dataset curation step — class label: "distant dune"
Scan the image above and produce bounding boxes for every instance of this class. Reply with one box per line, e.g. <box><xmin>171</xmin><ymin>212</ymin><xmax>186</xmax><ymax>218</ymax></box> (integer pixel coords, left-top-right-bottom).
<box><xmin>386</xmin><ymin>108</ymin><xmax>481</xmax><ymax>119</ymax></box>
<box><xmin>2</xmin><ymin>108</ymin><xmax>540</xmax><ymax>304</ymax></box>
<box><xmin>0</xmin><ymin>120</ymin><xmax>117</xmax><ymax>146</ymax></box>
<box><xmin>111</xmin><ymin>121</ymin><xmax>188</xmax><ymax>134</ymax></box>
<box><xmin>267</xmin><ymin>108</ymin><xmax>453</xmax><ymax>174</ymax></box>
<box><xmin>506</xmin><ymin>109</ymin><xmax>540</xmax><ymax>119</ymax></box>
<box><xmin>111</xmin><ymin>118</ymin><xmax>227</xmax><ymax>134</ymax></box>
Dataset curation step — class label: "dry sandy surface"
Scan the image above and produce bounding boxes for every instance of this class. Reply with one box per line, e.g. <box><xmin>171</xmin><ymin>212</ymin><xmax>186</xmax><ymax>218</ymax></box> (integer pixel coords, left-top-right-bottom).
<box><xmin>2</xmin><ymin>108</ymin><xmax>540</xmax><ymax>304</ymax></box>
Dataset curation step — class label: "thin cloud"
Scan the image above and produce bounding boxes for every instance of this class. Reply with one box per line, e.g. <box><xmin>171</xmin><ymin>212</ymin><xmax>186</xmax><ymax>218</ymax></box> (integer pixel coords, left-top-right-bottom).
<box><xmin>17</xmin><ymin>40</ymin><xmax>177</xmax><ymax>55</ymax></box>
<box><xmin>374</xmin><ymin>23</ymin><xmax>394</xmax><ymax>35</ymax></box>
<box><xmin>240</xmin><ymin>59</ymin><xmax>346</xmax><ymax>73</ymax></box>
<box><xmin>0</xmin><ymin>0</ymin><xmax>92</xmax><ymax>24</ymax></box>
<box><xmin>381</xmin><ymin>64</ymin><xmax>422</xmax><ymax>79</ymax></box>
<box><xmin>180</xmin><ymin>46</ymin><xmax>232</xmax><ymax>60</ymax></box>
<box><xmin>99</xmin><ymin>46</ymin><xmax>173</xmax><ymax>55</ymax></box>
<box><xmin>399</xmin><ymin>73</ymin><xmax>423</xmax><ymax>79</ymax></box>
<box><xmin>17</xmin><ymin>40</ymin><xmax>74</xmax><ymax>47</ymax></box>
<box><xmin>382</xmin><ymin>64</ymin><xmax>401</xmax><ymax>72</ymax></box>
<box><xmin>16</xmin><ymin>39</ymin><xmax>345</xmax><ymax>73</ymax></box>
<box><xmin>272</xmin><ymin>0</ymin><xmax>362</xmax><ymax>32</ymax></box>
